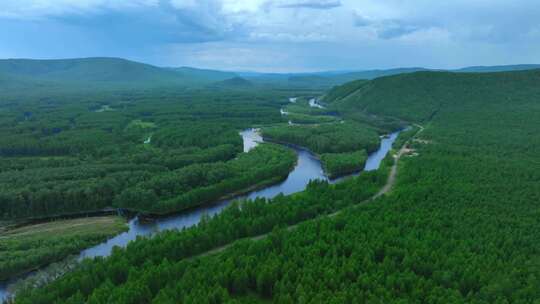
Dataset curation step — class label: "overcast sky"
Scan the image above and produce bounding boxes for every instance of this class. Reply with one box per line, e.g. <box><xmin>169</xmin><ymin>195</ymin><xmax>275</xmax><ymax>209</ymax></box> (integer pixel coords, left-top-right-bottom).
<box><xmin>1</xmin><ymin>0</ymin><xmax>539</xmax><ymax>72</ymax></box>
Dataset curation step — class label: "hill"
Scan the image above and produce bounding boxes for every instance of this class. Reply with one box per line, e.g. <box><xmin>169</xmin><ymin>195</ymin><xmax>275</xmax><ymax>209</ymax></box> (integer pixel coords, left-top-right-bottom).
<box><xmin>0</xmin><ymin>58</ymin><xmax>184</xmax><ymax>83</ymax></box>
<box><xmin>287</xmin><ymin>75</ymin><xmax>328</xmax><ymax>83</ymax></box>
<box><xmin>212</xmin><ymin>76</ymin><xmax>253</xmax><ymax>88</ymax></box>
<box><xmin>322</xmin><ymin>79</ymin><xmax>368</xmax><ymax>103</ymax></box>
<box><xmin>456</xmin><ymin>64</ymin><xmax>540</xmax><ymax>73</ymax></box>
<box><xmin>168</xmin><ymin>66</ymin><xmax>237</xmax><ymax>82</ymax></box>
<box><xmin>329</xmin><ymin>69</ymin><xmax>540</xmax><ymax>123</ymax></box>
<box><xmin>333</xmin><ymin>67</ymin><xmax>428</xmax><ymax>81</ymax></box>
<box><xmin>242</xmin><ymin>68</ymin><xmax>427</xmax><ymax>88</ymax></box>
<box><xmin>244</xmin><ymin>65</ymin><xmax>540</xmax><ymax>90</ymax></box>
<box><xmin>0</xmin><ymin>58</ymin><xmax>242</xmax><ymax>92</ymax></box>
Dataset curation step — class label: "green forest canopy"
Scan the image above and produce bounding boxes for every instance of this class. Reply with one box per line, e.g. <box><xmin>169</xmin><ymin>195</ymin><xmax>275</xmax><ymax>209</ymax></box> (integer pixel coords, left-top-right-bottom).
<box><xmin>0</xmin><ymin>79</ymin><xmax>303</xmax><ymax>219</ymax></box>
<box><xmin>15</xmin><ymin>69</ymin><xmax>540</xmax><ymax>303</ymax></box>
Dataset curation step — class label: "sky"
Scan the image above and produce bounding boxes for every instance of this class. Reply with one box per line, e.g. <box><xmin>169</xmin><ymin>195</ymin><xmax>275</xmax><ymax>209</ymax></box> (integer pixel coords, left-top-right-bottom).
<box><xmin>0</xmin><ymin>0</ymin><xmax>539</xmax><ymax>72</ymax></box>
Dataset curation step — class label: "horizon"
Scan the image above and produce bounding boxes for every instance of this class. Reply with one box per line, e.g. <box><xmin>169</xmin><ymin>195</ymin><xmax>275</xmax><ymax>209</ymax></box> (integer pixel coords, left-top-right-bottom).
<box><xmin>1</xmin><ymin>56</ymin><xmax>539</xmax><ymax>75</ymax></box>
<box><xmin>1</xmin><ymin>1</ymin><xmax>539</xmax><ymax>73</ymax></box>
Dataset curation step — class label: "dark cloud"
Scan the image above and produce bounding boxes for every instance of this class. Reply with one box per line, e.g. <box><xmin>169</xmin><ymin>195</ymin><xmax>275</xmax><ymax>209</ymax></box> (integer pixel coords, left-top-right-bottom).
<box><xmin>49</xmin><ymin>0</ymin><xmax>242</xmax><ymax>45</ymax></box>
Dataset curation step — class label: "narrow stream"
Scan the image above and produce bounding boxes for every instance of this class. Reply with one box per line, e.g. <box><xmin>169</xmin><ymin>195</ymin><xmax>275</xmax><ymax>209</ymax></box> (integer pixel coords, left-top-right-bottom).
<box><xmin>0</xmin><ymin>128</ymin><xmax>401</xmax><ymax>302</ymax></box>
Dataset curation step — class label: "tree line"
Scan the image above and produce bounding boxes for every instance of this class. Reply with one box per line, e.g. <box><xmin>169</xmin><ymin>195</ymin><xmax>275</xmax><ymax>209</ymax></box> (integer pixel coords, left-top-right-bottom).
<box><xmin>262</xmin><ymin>121</ymin><xmax>380</xmax><ymax>177</ymax></box>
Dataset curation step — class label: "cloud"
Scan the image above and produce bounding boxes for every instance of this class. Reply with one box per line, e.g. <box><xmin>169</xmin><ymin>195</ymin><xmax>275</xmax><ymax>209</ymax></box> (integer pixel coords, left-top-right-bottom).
<box><xmin>11</xmin><ymin>0</ymin><xmax>245</xmax><ymax>45</ymax></box>
<box><xmin>276</xmin><ymin>0</ymin><xmax>341</xmax><ymax>9</ymax></box>
<box><xmin>1</xmin><ymin>0</ymin><xmax>540</xmax><ymax>71</ymax></box>
<box><xmin>0</xmin><ymin>0</ymin><xmax>159</xmax><ymax>19</ymax></box>
<box><xmin>376</xmin><ymin>21</ymin><xmax>422</xmax><ymax>39</ymax></box>
<box><xmin>350</xmin><ymin>0</ymin><xmax>540</xmax><ymax>43</ymax></box>
<box><xmin>353</xmin><ymin>13</ymin><xmax>373</xmax><ymax>27</ymax></box>
<box><xmin>353</xmin><ymin>14</ymin><xmax>424</xmax><ymax>39</ymax></box>
<box><xmin>248</xmin><ymin>31</ymin><xmax>330</xmax><ymax>42</ymax></box>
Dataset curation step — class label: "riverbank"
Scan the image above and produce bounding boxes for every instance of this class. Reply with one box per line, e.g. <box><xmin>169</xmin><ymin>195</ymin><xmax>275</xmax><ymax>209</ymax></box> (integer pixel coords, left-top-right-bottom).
<box><xmin>262</xmin><ymin>134</ymin><xmax>383</xmax><ymax>179</ymax></box>
<box><xmin>136</xmin><ymin>164</ymin><xmax>296</xmax><ymax>220</ymax></box>
<box><xmin>0</xmin><ymin>216</ymin><xmax>127</xmax><ymax>283</ymax></box>
<box><xmin>194</xmin><ymin>125</ymin><xmax>424</xmax><ymax>260</ymax></box>
<box><xmin>0</xmin><ymin>208</ymin><xmax>121</xmax><ymax>232</ymax></box>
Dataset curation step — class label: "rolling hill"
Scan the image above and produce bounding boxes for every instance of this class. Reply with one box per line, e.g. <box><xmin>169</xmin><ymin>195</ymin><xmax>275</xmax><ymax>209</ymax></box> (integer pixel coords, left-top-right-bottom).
<box><xmin>0</xmin><ymin>58</ymin><xmax>240</xmax><ymax>92</ymax></box>
<box><xmin>244</xmin><ymin>65</ymin><xmax>540</xmax><ymax>89</ymax></box>
<box><xmin>455</xmin><ymin>64</ymin><xmax>540</xmax><ymax>73</ymax></box>
<box><xmin>0</xmin><ymin>58</ymin><xmax>183</xmax><ymax>83</ymax></box>
<box><xmin>331</xmin><ymin>67</ymin><xmax>428</xmax><ymax>81</ymax></box>
<box><xmin>168</xmin><ymin>66</ymin><xmax>237</xmax><ymax>82</ymax></box>
<box><xmin>2</xmin><ymin>58</ymin><xmax>539</xmax><ymax>92</ymax></box>
<box><xmin>328</xmin><ymin>69</ymin><xmax>540</xmax><ymax>123</ymax></box>
<box><xmin>211</xmin><ymin>76</ymin><xmax>253</xmax><ymax>88</ymax></box>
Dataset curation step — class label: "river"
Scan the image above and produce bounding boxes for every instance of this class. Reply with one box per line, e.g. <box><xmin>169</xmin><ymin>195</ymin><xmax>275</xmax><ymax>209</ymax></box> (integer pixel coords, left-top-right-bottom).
<box><xmin>309</xmin><ymin>98</ymin><xmax>325</xmax><ymax>109</ymax></box>
<box><xmin>0</xmin><ymin>128</ymin><xmax>401</xmax><ymax>302</ymax></box>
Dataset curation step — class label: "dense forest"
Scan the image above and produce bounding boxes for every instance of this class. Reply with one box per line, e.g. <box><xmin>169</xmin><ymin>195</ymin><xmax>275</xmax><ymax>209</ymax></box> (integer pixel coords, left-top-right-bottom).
<box><xmin>262</xmin><ymin>122</ymin><xmax>379</xmax><ymax>177</ymax></box>
<box><xmin>14</xmin><ymin>69</ymin><xmax>540</xmax><ymax>303</ymax></box>
<box><xmin>13</xmin><ymin>154</ymin><xmax>395</xmax><ymax>304</ymax></box>
<box><xmin>115</xmin><ymin>144</ymin><xmax>296</xmax><ymax>214</ymax></box>
<box><xmin>0</xmin><ymin>81</ymin><xmax>303</xmax><ymax>219</ymax></box>
<box><xmin>0</xmin><ymin>59</ymin><xmax>365</xmax><ymax>289</ymax></box>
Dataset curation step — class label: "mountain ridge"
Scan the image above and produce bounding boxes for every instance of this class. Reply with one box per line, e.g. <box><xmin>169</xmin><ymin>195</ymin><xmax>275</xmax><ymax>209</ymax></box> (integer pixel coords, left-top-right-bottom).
<box><xmin>1</xmin><ymin>57</ymin><xmax>539</xmax><ymax>91</ymax></box>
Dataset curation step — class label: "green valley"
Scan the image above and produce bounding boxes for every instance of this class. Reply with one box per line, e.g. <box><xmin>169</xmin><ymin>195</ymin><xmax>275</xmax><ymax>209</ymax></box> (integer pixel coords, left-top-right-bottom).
<box><xmin>11</xmin><ymin>68</ymin><xmax>540</xmax><ymax>303</ymax></box>
<box><xmin>2</xmin><ymin>2</ymin><xmax>540</xmax><ymax>303</ymax></box>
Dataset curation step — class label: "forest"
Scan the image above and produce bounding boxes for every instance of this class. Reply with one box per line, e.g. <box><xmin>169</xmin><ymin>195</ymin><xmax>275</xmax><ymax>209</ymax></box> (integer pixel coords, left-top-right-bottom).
<box><xmin>262</xmin><ymin>121</ymin><xmax>379</xmax><ymax>177</ymax></box>
<box><xmin>0</xmin><ymin>84</ymin><xmax>301</xmax><ymax>219</ymax></box>
<box><xmin>12</xmin><ymin>69</ymin><xmax>540</xmax><ymax>303</ymax></box>
<box><xmin>13</xmin><ymin>154</ymin><xmax>394</xmax><ymax>304</ymax></box>
<box><xmin>0</xmin><ymin>58</ymin><xmax>353</xmax><ymax>289</ymax></box>
<box><xmin>114</xmin><ymin>144</ymin><xmax>296</xmax><ymax>214</ymax></box>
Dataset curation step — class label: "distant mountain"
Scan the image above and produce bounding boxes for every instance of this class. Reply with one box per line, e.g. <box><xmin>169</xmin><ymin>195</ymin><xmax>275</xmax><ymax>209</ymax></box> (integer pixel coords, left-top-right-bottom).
<box><xmin>243</xmin><ymin>65</ymin><xmax>540</xmax><ymax>88</ymax></box>
<box><xmin>288</xmin><ymin>75</ymin><xmax>327</xmax><ymax>82</ymax></box>
<box><xmin>0</xmin><ymin>58</ymin><xmax>241</xmax><ymax>91</ymax></box>
<box><xmin>241</xmin><ymin>68</ymin><xmax>429</xmax><ymax>88</ymax></box>
<box><xmin>1</xmin><ymin>58</ymin><xmax>539</xmax><ymax>92</ymax></box>
<box><xmin>455</xmin><ymin>64</ymin><xmax>540</xmax><ymax>73</ymax></box>
<box><xmin>167</xmin><ymin>66</ymin><xmax>237</xmax><ymax>82</ymax></box>
<box><xmin>330</xmin><ymin>65</ymin><xmax>540</xmax><ymax>81</ymax></box>
<box><xmin>212</xmin><ymin>77</ymin><xmax>253</xmax><ymax>88</ymax></box>
<box><xmin>0</xmin><ymin>71</ymin><xmax>55</xmax><ymax>91</ymax></box>
<box><xmin>0</xmin><ymin>57</ymin><xmax>185</xmax><ymax>84</ymax></box>
<box><xmin>287</xmin><ymin>75</ymin><xmax>333</xmax><ymax>86</ymax></box>
<box><xmin>334</xmin><ymin>67</ymin><xmax>429</xmax><ymax>81</ymax></box>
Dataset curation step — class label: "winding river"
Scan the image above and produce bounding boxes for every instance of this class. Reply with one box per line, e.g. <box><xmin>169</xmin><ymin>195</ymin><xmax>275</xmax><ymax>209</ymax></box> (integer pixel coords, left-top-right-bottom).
<box><xmin>0</xmin><ymin>128</ymin><xmax>401</xmax><ymax>302</ymax></box>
